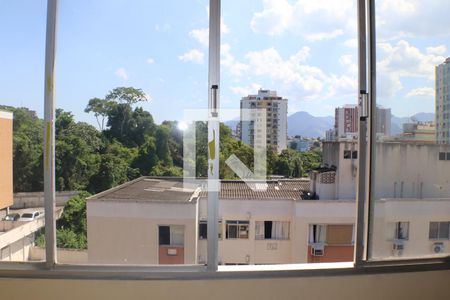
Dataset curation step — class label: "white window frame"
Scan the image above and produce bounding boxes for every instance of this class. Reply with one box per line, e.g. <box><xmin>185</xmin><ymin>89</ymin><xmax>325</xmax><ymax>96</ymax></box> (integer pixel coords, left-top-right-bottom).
<box><xmin>429</xmin><ymin>222</ymin><xmax>450</xmax><ymax>240</ymax></box>
<box><xmin>225</xmin><ymin>221</ymin><xmax>249</xmax><ymax>239</ymax></box>
<box><xmin>0</xmin><ymin>0</ymin><xmax>448</xmax><ymax>279</ymax></box>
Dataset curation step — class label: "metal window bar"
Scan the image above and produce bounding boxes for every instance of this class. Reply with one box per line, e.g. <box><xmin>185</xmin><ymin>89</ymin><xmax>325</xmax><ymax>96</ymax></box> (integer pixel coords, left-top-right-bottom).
<box><xmin>43</xmin><ymin>0</ymin><xmax>58</xmax><ymax>268</ymax></box>
<box><xmin>207</xmin><ymin>0</ymin><xmax>221</xmax><ymax>272</ymax></box>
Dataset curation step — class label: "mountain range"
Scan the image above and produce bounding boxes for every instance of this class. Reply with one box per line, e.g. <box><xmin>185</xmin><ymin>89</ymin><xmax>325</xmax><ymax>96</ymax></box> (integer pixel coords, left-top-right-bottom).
<box><xmin>225</xmin><ymin>111</ymin><xmax>435</xmax><ymax>138</ymax></box>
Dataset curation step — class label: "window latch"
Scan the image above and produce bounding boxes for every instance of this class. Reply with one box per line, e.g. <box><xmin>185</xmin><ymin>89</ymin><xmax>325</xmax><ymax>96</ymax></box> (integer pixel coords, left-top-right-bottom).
<box><xmin>359</xmin><ymin>92</ymin><xmax>369</xmax><ymax>119</ymax></box>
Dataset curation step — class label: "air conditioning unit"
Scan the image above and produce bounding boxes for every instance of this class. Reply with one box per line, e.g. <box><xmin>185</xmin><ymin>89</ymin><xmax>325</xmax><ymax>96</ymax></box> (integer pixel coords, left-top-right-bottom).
<box><xmin>432</xmin><ymin>242</ymin><xmax>444</xmax><ymax>254</ymax></box>
<box><xmin>392</xmin><ymin>240</ymin><xmax>405</xmax><ymax>251</ymax></box>
<box><xmin>311</xmin><ymin>243</ymin><xmax>325</xmax><ymax>256</ymax></box>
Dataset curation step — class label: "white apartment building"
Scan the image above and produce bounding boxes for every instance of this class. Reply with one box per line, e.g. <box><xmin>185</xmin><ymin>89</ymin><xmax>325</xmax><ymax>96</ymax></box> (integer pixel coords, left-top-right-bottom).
<box><xmin>436</xmin><ymin>57</ymin><xmax>450</xmax><ymax>144</ymax></box>
<box><xmin>240</xmin><ymin>89</ymin><xmax>288</xmax><ymax>153</ymax></box>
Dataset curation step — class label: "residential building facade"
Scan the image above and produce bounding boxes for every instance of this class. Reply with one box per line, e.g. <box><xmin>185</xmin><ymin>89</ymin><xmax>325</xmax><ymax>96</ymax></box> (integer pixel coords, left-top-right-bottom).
<box><xmin>334</xmin><ymin>105</ymin><xmax>391</xmax><ymax>140</ymax></box>
<box><xmin>436</xmin><ymin>57</ymin><xmax>450</xmax><ymax>144</ymax></box>
<box><xmin>0</xmin><ymin>110</ymin><xmax>13</xmax><ymax>210</ymax></box>
<box><xmin>240</xmin><ymin>89</ymin><xmax>288</xmax><ymax>152</ymax></box>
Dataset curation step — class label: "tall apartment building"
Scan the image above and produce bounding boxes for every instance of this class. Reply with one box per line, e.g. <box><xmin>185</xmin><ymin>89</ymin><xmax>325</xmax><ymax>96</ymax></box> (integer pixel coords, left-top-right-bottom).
<box><xmin>436</xmin><ymin>57</ymin><xmax>450</xmax><ymax>144</ymax></box>
<box><xmin>0</xmin><ymin>110</ymin><xmax>13</xmax><ymax>210</ymax></box>
<box><xmin>240</xmin><ymin>89</ymin><xmax>288</xmax><ymax>153</ymax></box>
<box><xmin>334</xmin><ymin>104</ymin><xmax>391</xmax><ymax>140</ymax></box>
<box><xmin>376</xmin><ymin>106</ymin><xmax>392</xmax><ymax>137</ymax></box>
<box><xmin>334</xmin><ymin>105</ymin><xmax>358</xmax><ymax>140</ymax></box>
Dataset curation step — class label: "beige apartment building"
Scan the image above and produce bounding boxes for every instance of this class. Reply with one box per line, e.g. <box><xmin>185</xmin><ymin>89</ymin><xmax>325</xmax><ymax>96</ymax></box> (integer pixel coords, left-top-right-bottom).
<box><xmin>87</xmin><ymin>139</ymin><xmax>450</xmax><ymax>265</ymax></box>
<box><xmin>87</xmin><ymin>177</ymin><xmax>356</xmax><ymax>265</ymax></box>
<box><xmin>0</xmin><ymin>110</ymin><xmax>13</xmax><ymax>210</ymax></box>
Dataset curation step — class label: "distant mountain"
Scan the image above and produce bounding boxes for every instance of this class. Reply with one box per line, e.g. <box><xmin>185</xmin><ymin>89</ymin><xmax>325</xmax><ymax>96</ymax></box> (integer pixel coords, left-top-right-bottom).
<box><xmin>224</xmin><ymin>119</ymin><xmax>239</xmax><ymax>131</ymax></box>
<box><xmin>391</xmin><ymin>112</ymin><xmax>435</xmax><ymax>135</ymax></box>
<box><xmin>288</xmin><ymin>111</ymin><xmax>334</xmax><ymax>138</ymax></box>
<box><xmin>225</xmin><ymin>110</ymin><xmax>435</xmax><ymax>138</ymax></box>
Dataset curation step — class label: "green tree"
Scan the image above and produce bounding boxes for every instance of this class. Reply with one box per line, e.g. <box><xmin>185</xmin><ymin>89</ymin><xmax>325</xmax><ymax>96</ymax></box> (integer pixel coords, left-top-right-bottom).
<box><xmin>155</xmin><ymin>125</ymin><xmax>172</xmax><ymax>165</ymax></box>
<box><xmin>132</xmin><ymin>136</ymin><xmax>159</xmax><ymax>175</ymax></box>
<box><xmin>104</xmin><ymin>87</ymin><xmax>149</xmax><ymax>141</ymax></box>
<box><xmin>88</xmin><ymin>141</ymin><xmax>139</xmax><ymax>193</ymax></box>
<box><xmin>84</xmin><ymin>97</ymin><xmax>112</xmax><ymax>131</ymax></box>
<box><xmin>55</xmin><ymin>109</ymin><xmax>103</xmax><ymax>191</ymax></box>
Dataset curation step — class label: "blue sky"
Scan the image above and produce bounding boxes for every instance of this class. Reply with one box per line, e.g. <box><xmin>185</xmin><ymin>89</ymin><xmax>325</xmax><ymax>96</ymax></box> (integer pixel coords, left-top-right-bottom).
<box><xmin>1</xmin><ymin>0</ymin><xmax>449</xmax><ymax>126</ymax></box>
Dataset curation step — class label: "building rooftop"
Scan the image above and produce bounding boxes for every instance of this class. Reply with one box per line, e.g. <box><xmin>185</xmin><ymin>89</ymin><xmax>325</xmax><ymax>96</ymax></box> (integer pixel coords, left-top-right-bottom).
<box><xmin>199</xmin><ymin>179</ymin><xmax>310</xmax><ymax>201</ymax></box>
<box><xmin>88</xmin><ymin>177</ymin><xmax>201</xmax><ymax>203</ymax></box>
<box><xmin>88</xmin><ymin>177</ymin><xmax>311</xmax><ymax>203</ymax></box>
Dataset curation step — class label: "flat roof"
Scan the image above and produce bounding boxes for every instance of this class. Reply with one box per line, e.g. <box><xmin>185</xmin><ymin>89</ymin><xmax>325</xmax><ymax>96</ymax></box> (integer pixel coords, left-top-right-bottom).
<box><xmin>89</xmin><ymin>177</ymin><xmax>310</xmax><ymax>203</ymax></box>
<box><xmin>88</xmin><ymin>177</ymin><xmax>201</xmax><ymax>203</ymax></box>
<box><xmin>199</xmin><ymin>179</ymin><xmax>310</xmax><ymax>201</ymax></box>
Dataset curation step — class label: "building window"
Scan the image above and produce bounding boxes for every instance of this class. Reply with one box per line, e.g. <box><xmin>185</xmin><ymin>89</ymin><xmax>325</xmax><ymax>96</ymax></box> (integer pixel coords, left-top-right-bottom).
<box><xmin>429</xmin><ymin>222</ymin><xmax>450</xmax><ymax>240</ymax></box>
<box><xmin>199</xmin><ymin>221</ymin><xmax>207</xmax><ymax>240</ymax></box>
<box><xmin>309</xmin><ymin>225</ymin><xmax>327</xmax><ymax>244</ymax></box>
<box><xmin>394</xmin><ymin>222</ymin><xmax>409</xmax><ymax>240</ymax></box>
<box><xmin>344</xmin><ymin>150</ymin><xmax>357</xmax><ymax>159</ymax></box>
<box><xmin>439</xmin><ymin>152</ymin><xmax>446</xmax><ymax>160</ymax></box>
<box><xmin>226</xmin><ymin>221</ymin><xmax>249</xmax><ymax>239</ymax></box>
<box><xmin>255</xmin><ymin>221</ymin><xmax>290</xmax><ymax>240</ymax></box>
<box><xmin>159</xmin><ymin>225</ymin><xmax>184</xmax><ymax>246</ymax></box>
<box><xmin>198</xmin><ymin>221</ymin><xmax>222</xmax><ymax>240</ymax></box>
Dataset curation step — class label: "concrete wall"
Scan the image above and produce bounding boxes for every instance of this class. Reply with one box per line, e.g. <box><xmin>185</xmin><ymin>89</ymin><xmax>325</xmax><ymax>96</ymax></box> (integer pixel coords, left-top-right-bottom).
<box><xmin>0</xmin><ymin>110</ymin><xmax>13</xmax><ymax>210</ymax></box>
<box><xmin>1</xmin><ymin>270</ymin><xmax>450</xmax><ymax>300</ymax></box>
<box><xmin>371</xmin><ymin>198</ymin><xmax>450</xmax><ymax>259</ymax></box>
<box><xmin>29</xmin><ymin>247</ymin><xmax>88</xmax><ymax>264</ymax></box>
<box><xmin>373</xmin><ymin>143</ymin><xmax>450</xmax><ymax>199</ymax></box>
<box><xmin>12</xmin><ymin>191</ymin><xmax>79</xmax><ymax>209</ymax></box>
<box><xmin>0</xmin><ymin>233</ymin><xmax>34</xmax><ymax>262</ymax></box>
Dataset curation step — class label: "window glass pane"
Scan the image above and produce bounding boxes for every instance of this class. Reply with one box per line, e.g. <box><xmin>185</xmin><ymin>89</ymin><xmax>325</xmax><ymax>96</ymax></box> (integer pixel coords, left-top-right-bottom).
<box><xmin>50</xmin><ymin>0</ymin><xmax>210</xmax><ymax>266</ymax></box>
<box><xmin>438</xmin><ymin>222</ymin><xmax>450</xmax><ymax>239</ymax></box>
<box><xmin>159</xmin><ymin>226</ymin><xmax>170</xmax><ymax>245</ymax></box>
<box><xmin>370</xmin><ymin>0</ymin><xmax>450</xmax><ymax>260</ymax></box>
<box><xmin>429</xmin><ymin>222</ymin><xmax>439</xmax><ymax>239</ymax></box>
<box><xmin>219</xmin><ymin>0</ymin><xmax>358</xmax><ymax>266</ymax></box>
<box><xmin>0</xmin><ymin>0</ymin><xmax>47</xmax><ymax>263</ymax></box>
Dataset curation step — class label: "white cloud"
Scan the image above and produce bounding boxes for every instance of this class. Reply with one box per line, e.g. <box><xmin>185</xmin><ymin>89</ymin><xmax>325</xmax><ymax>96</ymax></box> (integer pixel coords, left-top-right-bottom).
<box><xmin>221</xmin><ymin>17</ymin><xmax>230</xmax><ymax>34</ymax></box>
<box><xmin>178</xmin><ymin>49</ymin><xmax>204</xmax><ymax>64</ymax></box>
<box><xmin>250</xmin><ymin>0</ymin><xmax>293</xmax><ymax>36</ymax></box>
<box><xmin>427</xmin><ymin>45</ymin><xmax>447</xmax><ymax>56</ymax></box>
<box><xmin>306</xmin><ymin>29</ymin><xmax>344</xmax><ymax>41</ymax></box>
<box><xmin>221</xmin><ymin>44</ymin><xmax>249</xmax><ymax>77</ymax></box>
<box><xmin>378</xmin><ymin>40</ymin><xmax>445</xmax><ymax>79</ymax></box>
<box><xmin>406</xmin><ymin>87</ymin><xmax>435</xmax><ymax>98</ymax></box>
<box><xmin>146</xmin><ymin>58</ymin><xmax>155</xmax><ymax>64</ymax></box>
<box><xmin>114</xmin><ymin>68</ymin><xmax>128</xmax><ymax>80</ymax></box>
<box><xmin>221</xmin><ymin>45</ymin><xmax>356</xmax><ymax>102</ymax></box>
<box><xmin>189</xmin><ymin>28</ymin><xmax>209</xmax><ymax>47</ymax></box>
<box><xmin>339</xmin><ymin>54</ymin><xmax>358</xmax><ymax>75</ymax></box>
<box><xmin>250</xmin><ymin>0</ymin><xmax>355</xmax><ymax>40</ymax></box>
<box><xmin>189</xmin><ymin>16</ymin><xmax>229</xmax><ymax>48</ymax></box>
<box><xmin>377</xmin><ymin>0</ymin><xmax>450</xmax><ymax>39</ymax></box>
<box><xmin>376</xmin><ymin>40</ymin><xmax>445</xmax><ymax>98</ymax></box>
<box><xmin>229</xmin><ymin>83</ymin><xmax>263</xmax><ymax>97</ymax></box>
